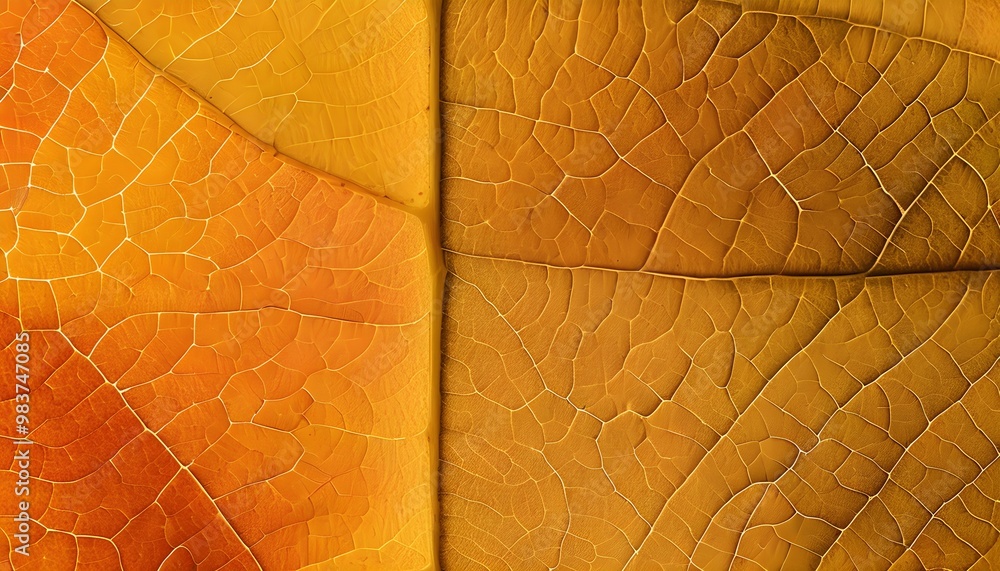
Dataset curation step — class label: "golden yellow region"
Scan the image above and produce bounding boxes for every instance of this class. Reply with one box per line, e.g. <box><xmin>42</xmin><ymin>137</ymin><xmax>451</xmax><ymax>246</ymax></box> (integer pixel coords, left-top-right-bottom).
<box><xmin>0</xmin><ymin>1</ymin><xmax>436</xmax><ymax>569</ymax></box>
<box><xmin>441</xmin><ymin>0</ymin><xmax>1000</xmax><ymax>569</ymax></box>
<box><xmin>79</xmin><ymin>0</ymin><xmax>434</xmax><ymax>207</ymax></box>
<box><xmin>443</xmin><ymin>0</ymin><xmax>1000</xmax><ymax>276</ymax></box>
<box><xmin>442</xmin><ymin>256</ymin><xmax>1000</xmax><ymax>569</ymax></box>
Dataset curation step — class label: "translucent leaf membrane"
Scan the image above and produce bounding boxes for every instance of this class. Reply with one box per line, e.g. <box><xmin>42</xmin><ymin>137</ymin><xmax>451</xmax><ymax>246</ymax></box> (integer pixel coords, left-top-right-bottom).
<box><xmin>0</xmin><ymin>1</ymin><xmax>433</xmax><ymax>569</ymax></box>
<box><xmin>442</xmin><ymin>0</ymin><xmax>1000</xmax><ymax>277</ymax></box>
<box><xmin>442</xmin><ymin>256</ymin><xmax>1000</xmax><ymax>569</ymax></box>
<box><xmin>441</xmin><ymin>0</ymin><xmax>1000</xmax><ymax>569</ymax></box>
<box><xmin>77</xmin><ymin>0</ymin><xmax>434</xmax><ymax>207</ymax></box>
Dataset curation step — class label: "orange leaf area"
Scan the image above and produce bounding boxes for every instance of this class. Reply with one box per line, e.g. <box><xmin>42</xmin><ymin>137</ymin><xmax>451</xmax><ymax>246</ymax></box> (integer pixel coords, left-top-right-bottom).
<box><xmin>441</xmin><ymin>0</ymin><xmax>1000</xmax><ymax>569</ymax></box>
<box><xmin>0</xmin><ymin>1</ymin><xmax>434</xmax><ymax>569</ymax></box>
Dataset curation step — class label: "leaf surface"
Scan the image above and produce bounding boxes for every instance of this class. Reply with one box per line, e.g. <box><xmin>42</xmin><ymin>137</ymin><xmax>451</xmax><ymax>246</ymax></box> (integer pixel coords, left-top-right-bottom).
<box><xmin>440</xmin><ymin>1</ymin><xmax>1000</xmax><ymax>569</ymax></box>
<box><xmin>0</xmin><ymin>2</ymin><xmax>435</xmax><ymax>568</ymax></box>
<box><xmin>77</xmin><ymin>0</ymin><xmax>435</xmax><ymax>207</ymax></box>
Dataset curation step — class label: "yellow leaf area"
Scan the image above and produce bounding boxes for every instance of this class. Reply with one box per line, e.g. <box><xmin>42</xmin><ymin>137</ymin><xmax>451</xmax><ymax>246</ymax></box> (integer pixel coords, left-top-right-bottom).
<box><xmin>78</xmin><ymin>0</ymin><xmax>434</xmax><ymax>208</ymax></box>
<box><xmin>0</xmin><ymin>1</ymin><xmax>435</xmax><ymax>569</ymax></box>
<box><xmin>441</xmin><ymin>1</ymin><xmax>1000</xmax><ymax>570</ymax></box>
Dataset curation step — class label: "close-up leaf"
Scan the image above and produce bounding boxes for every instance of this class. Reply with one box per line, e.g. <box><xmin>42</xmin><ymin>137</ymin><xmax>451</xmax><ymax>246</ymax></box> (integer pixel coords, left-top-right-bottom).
<box><xmin>2</xmin><ymin>0</ymin><xmax>1000</xmax><ymax>569</ymax></box>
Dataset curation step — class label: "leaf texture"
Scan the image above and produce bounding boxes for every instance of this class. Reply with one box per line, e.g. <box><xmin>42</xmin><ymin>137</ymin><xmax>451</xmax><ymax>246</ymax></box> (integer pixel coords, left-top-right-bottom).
<box><xmin>76</xmin><ymin>0</ymin><xmax>434</xmax><ymax>207</ymax></box>
<box><xmin>440</xmin><ymin>0</ymin><xmax>1000</xmax><ymax>569</ymax></box>
<box><xmin>0</xmin><ymin>1</ymin><xmax>435</xmax><ymax>568</ymax></box>
<box><xmin>442</xmin><ymin>0</ymin><xmax>1000</xmax><ymax>276</ymax></box>
<box><xmin>4</xmin><ymin>0</ymin><xmax>1000</xmax><ymax>569</ymax></box>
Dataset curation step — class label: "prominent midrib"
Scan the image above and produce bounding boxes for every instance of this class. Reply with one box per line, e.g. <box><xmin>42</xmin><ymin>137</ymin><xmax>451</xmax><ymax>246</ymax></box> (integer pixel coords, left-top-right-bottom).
<box><xmin>443</xmin><ymin>248</ymin><xmax>1000</xmax><ymax>282</ymax></box>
